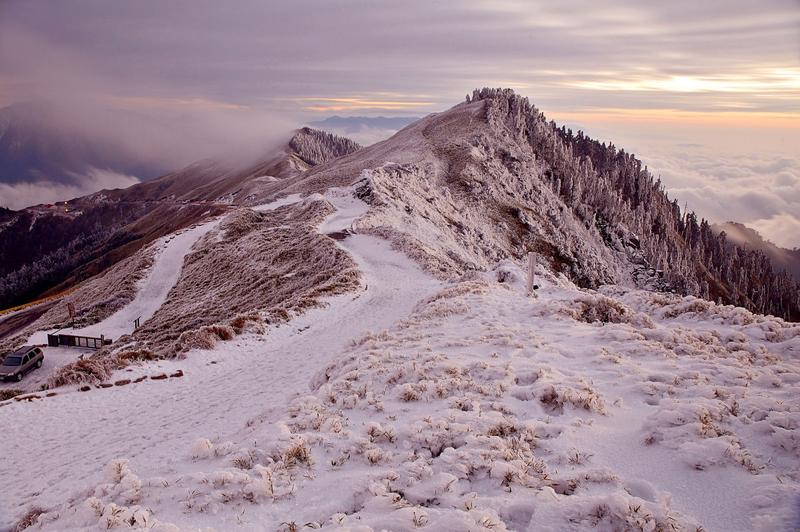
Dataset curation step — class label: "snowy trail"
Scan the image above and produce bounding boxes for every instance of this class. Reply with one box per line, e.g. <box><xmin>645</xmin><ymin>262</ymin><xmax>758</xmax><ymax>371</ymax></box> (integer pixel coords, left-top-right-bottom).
<box><xmin>3</xmin><ymin>218</ymin><xmax>224</xmax><ymax>394</ymax></box>
<box><xmin>28</xmin><ymin>218</ymin><xmax>223</xmax><ymax>344</ymax></box>
<box><xmin>0</xmin><ymin>191</ymin><xmax>442</xmax><ymax>528</ymax></box>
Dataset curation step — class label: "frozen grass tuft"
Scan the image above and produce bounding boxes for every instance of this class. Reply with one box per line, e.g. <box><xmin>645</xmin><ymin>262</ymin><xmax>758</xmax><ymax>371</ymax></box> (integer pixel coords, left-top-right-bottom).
<box><xmin>13</xmin><ymin>506</ymin><xmax>45</xmax><ymax>531</ymax></box>
<box><xmin>0</xmin><ymin>389</ymin><xmax>24</xmax><ymax>401</ymax></box>
<box><xmin>229</xmin><ymin>312</ymin><xmax>264</xmax><ymax>334</ymax></box>
<box><xmin>572</xmin><ymin>293</ymin><xmax>653</xmax><ymax>327</ymax></box>
<box><xmin>46</xmin><ymin>357</ymin><xmax>113</xmax><ymax>388</ymax></box>
<box><xmin>177</xmin><ymin>324</ymin><xmax>236</xmax><ymax>353</ymax></box>
<box><xmin>283</xmin><ymin>439</ymin><xmax>313</xmax><ymax>468</ymax></box>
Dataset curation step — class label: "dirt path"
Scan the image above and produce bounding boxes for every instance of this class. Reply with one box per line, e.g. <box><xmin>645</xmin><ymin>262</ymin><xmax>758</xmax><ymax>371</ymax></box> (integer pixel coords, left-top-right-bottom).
<box><xmin>0</xmin><ymin>301</ymin><xmax>57</xmax><ymax>342</ymax></box>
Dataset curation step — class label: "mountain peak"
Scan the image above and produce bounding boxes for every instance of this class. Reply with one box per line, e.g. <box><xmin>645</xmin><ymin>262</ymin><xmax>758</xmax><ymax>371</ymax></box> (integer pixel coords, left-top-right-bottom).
<box><xmin>288</xmin><ymin>127</ymin><xmax>362</xmax><ymax>166</ymax></box>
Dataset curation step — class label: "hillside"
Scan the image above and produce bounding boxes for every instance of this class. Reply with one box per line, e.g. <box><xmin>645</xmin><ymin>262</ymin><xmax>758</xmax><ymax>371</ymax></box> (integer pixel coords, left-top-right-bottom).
<box><xmin>1</xmin><ymin>189</ymin><xmax>798</xmax><ymax>532</ymax></box>
<box><xmin>271</xmin><ymin>88</ymin><xmax>799</xmax><ymax>320</ymax></box>
<box><xmin>713</xmin><ymin>221</ymin><xmax>800</xmax><ymax>281</ymax></box>
<box><xmin>0</xmin><ymin>127</ymin><xmax>360</xmax><ymax>312</ymax></box>
<box><xmin>1</xmin><ymin>89</ymin><xmax>799</xmax><ymax>531</ymax></box>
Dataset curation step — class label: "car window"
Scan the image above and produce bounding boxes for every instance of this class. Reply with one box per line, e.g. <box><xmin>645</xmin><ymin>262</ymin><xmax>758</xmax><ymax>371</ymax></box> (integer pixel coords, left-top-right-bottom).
<box><xmin>22</xmin><ymin>354</ymin><xmax>30</xmax><ymax>363</ymax></box>
<box><xmin>3</xmin><ymin>356</ymin><xmax>22</xmax><ymax>366</ymax></box>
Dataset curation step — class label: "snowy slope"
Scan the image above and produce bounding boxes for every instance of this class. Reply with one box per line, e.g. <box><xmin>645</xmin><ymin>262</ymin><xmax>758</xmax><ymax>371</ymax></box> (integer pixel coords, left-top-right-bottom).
<box><xmin>0</xmin><ymin>218</ymin><xmax>225</xmax><ymax>393</ymax></box>
<box><xmin>28</xmin><ymin>218</ymin><xmax>223</xmax><ymax>345</ymax></box>
<box><xmin>3</xmin><ymin>189</ymin><xmax>799</xmax><ymax>531</ymax></box>
<box><xmin>0</xmin><ymin>190</ymin><xmax>443</xmax><ymax>530</ymax></box>
<box><xmin>2</xmin><ymin>91</ymin><xmax>800</xmax><ymax>532</ymax></box>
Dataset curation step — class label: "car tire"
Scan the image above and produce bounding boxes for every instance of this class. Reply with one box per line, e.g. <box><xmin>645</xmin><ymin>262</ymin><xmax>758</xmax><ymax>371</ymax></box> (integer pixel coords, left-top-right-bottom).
<box><xmin>15</xmin><ymin>373</ymin><xmax>22</xmax><ymax>382</ymax></box>
<box><xmin>36</xmin><ymin>360</ymin><xmax>43</xmax><ymax>368</ymax></box>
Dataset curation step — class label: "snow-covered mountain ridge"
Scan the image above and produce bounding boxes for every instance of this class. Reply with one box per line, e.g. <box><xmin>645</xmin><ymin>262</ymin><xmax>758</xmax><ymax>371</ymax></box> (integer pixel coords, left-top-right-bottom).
<box><xmin>1</xmin><ymin>89</ymin><xmax>799</xmax><ymax>531</ymax></box>
<box><xmin>278</xmin><ymin>88</ymin><xmax>798</xmax><ymax>319</ymax></box>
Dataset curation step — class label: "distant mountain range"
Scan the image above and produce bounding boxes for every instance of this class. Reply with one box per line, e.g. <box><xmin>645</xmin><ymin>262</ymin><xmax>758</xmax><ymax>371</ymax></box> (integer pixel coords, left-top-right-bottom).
<box><xmin>308</xmin><ymin>115</ymin><xmax>420</xmax><ymax>132</ymax></box>
<box><xmin>307</xmin><ymin>116</ymin><xmax>420</xmax><ymax>145</ymax></box>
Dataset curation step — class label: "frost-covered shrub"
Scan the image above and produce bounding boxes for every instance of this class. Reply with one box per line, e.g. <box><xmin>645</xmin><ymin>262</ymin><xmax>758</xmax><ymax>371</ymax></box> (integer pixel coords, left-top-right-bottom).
<box><xmin>206</xmin><ymin>324</ymin><xmax>235</xmax><ymax>341</ymax></box>
<box><xmin>191</xmin><ymin>438</ymin><xmax>215</xmax><ymax>460</ymax></box>
<box><xmin>662</xmin><ymin>298</ymin><xmax>714</xmax><ymax>319</ymax></box>
<box><xmin>97</xmin><ymin>459</ymin><xmax>143</xmax><ymax>506</ymax></box>
<box><xmin>113</xmin><ymin>348</ymin><xmax>157</xmax><ymax>366</ymax></box>
<box><xmin>244</xmin><ymin>463</ymin><xmax>296</xmax><ymax>502</ymax></box>
<box><xmin>78</xmin><ymin>497</ymin><xmax>165</xmax><ymax>530</ymax></box>
<box><xmin>576</xmin><ymin>294</ymin><xmax>646</xmax><ymax>325</ymax></box>
<box><xmin>283</xmin><ymin>439</ymin><xmax>313</xmax><ymax>467</ymax></box>
<box><xmin>0</xmin><ymin>389</ymin><xmax>24</xmax><ymax>401</ymax></box>
<box><xmin>555</xmin><ymin>293</ymin><xmax>654</xmax><ymax>328</ymax></box>
<box><xmin>177</xmin><ymin>324</ymin><xmax>236</xmax><ymax>353</ymax></box>
<box><xmin>229</xmin><ymin>312</ymin><xmax>263</xmax><ymax>334</ymax></box>
<box><xmin>495</xmin><ymin>264</ymin><xmax>519</xmax><ymax>284</ymax></box>
<box><xmin>539</xmin><ymin>384</ymin><xmax>606</xmax><ymax>414</ymax></box>
<box><xmin>13</xmin><ymin>506</ymin><xmax>45</xmax><ymax>531</ymax></box>
<box><xmin>399</xmin><ymin>383</ymin><xmax>420</xmax><ymax>402</ymax></box>
<box><xmin>177</xmin><ymin>328</ymin><xmax>217</xmax><ymax>352</ymax></box>
<box><xmin>46</xmin><ymin>357</ymin><xmax>113</xmax><ymax>388</ymax></box>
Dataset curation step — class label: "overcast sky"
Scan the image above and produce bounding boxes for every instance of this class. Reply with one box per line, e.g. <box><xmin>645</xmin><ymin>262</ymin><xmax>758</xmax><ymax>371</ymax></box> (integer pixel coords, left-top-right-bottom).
<box><xmin>0</xmin><ymin>0</ymin><xmax>798</xmax><ymax>246</ymax></box>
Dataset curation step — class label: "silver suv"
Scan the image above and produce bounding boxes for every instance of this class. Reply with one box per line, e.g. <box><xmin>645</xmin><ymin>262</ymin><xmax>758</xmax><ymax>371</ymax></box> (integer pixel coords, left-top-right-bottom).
<box><xmin>0</xmin><ymin>346</ymin><xmax>44</xmax><ymax>382</ymax></box>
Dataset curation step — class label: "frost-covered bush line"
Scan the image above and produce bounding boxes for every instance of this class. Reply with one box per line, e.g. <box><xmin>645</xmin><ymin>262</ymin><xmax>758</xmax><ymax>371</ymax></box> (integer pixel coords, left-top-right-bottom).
<box><xmin>229</xmin><ymin>312</ymin><xmax>264</xmax><ymax>334</ymax></box>
<box><xmin>134</xmin><ymin>200</ymin><xmax>361</xmax><ymax>356</ymax></box>
<box><xmin>0</xmin><ymin>388</ymin><xmax>24</xmax><ymax>401</ymax></box>
<box><xmin>113</xmin><ymin>348</ymin><xmax>157</xmax><ymax>365</ymax></box>
<box><xmin>45</xmin><ymin>348</ymin><xmax>159</xmax><ymax>388</ymax></box>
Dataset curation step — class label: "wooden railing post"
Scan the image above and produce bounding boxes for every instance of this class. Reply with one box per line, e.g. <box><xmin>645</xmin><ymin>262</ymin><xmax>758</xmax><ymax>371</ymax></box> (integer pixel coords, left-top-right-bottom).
<box><xmin>527</xmin><ymin>252</ymin><xmax>539</xmax><ymax>297</ymax></box>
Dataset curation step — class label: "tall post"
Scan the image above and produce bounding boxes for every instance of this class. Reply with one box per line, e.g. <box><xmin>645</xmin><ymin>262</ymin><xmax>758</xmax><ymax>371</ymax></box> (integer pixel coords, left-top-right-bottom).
<box><xmin>527</xmin><ymin>252</ymin><xmax>536</xmax><ymax>296</ymax></box>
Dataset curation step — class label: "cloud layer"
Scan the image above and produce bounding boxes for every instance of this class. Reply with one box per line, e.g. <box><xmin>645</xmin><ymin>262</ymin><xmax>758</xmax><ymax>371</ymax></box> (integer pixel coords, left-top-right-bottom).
<box><xmin>0</xmin><ymin>0</ymin><xmax>797</xmax><ymax>245</ymax></box>
<box><xmin>0</xmin><ymin>168</ymin><xmax>140</xmax><ymax>210</ymax></box>
<box><xmin>1</xmin><ymin>0</ymin><xmax>797</xmax><ymax>115</ymax></box>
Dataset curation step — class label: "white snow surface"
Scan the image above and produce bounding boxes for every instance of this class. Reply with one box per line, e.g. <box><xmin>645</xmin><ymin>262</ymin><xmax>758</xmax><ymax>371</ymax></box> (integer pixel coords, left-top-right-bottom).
<box><xmin>252</xmin><ymin>193</ymin><xmax>303</xmax><ymax>212</ymax></box>
<box><xmin>2</xmin><ymin>189</ymin><xmax>800</xmax><ymax>531</ymax></box>
<box><xmin>0</xmin><ymin>189</ymin><xmax>444</xmax><ymax>530</ymax></box>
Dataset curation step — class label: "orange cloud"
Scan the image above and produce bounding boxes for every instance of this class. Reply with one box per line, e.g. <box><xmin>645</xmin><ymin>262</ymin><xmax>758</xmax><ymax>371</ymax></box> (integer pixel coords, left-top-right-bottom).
<box><xmin>297</xmin><ymin>96</ymin><xmax>436</xmax><ymax>112</ymax></box>
<box><xmin>108</xmin><ymin>95</ymin><xmax>249</xmax><ymax>111</ymax></box>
